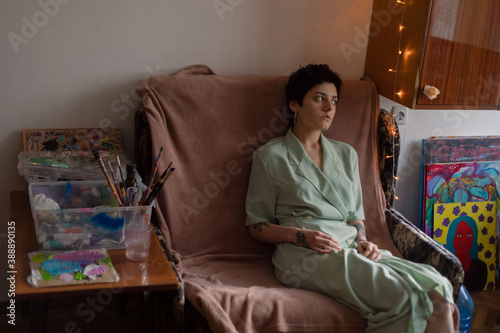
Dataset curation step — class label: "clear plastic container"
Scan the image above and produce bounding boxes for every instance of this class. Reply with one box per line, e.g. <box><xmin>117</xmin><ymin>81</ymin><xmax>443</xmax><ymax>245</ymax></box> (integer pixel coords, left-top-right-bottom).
<box><xmin>456</xmin><ymin>285</ymin><xmax>474</xmax><ymax>333</ymax></box>
<box><xmin>28</xmin><ymin>180</ymin><xmax>152</xmax><ymax>250</ymax></box>
<box><xmin>18</xmin><ymin>150</ymin><xmax>128</xmax><ymax>182</ymax></box>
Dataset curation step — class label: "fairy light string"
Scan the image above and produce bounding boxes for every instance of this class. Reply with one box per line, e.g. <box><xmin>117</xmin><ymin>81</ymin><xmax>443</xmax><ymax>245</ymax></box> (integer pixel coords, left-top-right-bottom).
<box><xmin>387</xmin><ymin>0</ymin><xmax>407</xmax><ymax>201</ymax></box>
<box><xmin>390</xmin><ymin>0</ymin><xmax>406</xmax><ymax>102</ymax></box>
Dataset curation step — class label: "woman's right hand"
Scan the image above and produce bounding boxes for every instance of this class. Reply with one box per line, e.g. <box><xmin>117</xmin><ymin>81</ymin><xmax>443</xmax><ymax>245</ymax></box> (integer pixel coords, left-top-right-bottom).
<box><xmin>292</xmin><ymin>229</ymin><xmax>341</xmax><ymax>254</ymax></box>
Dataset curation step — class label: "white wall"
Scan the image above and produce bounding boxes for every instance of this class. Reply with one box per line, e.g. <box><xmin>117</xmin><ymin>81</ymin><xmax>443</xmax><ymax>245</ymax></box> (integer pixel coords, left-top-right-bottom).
<box><xmin>0</xmin><ymin>0</ymin><xmax>372</xmax><ymax>299</ymax></box>
<box><xmin>380</xmin><ymin>96</ymin><xmax>500</xmax><ymax>225</ymax></box>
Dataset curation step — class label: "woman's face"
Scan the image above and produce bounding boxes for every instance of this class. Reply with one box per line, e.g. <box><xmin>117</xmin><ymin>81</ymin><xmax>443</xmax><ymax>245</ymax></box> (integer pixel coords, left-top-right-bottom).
<box><xmin>290</xmin><ymin>82</ymin><xmax>338</xmax><ymax>132</ymax></box>
<box><xmin>453</xmin><ymin>220</ymin><xmax>473</xmax><ymax>253</ymax></box>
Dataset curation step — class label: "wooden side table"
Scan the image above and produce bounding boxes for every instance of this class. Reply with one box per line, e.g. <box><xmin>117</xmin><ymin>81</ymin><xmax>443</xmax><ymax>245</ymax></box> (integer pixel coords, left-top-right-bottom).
<box><xmin>10</xmin><ymin>191</ymin><xmax>180</xmax><ymax>332</ymax></box>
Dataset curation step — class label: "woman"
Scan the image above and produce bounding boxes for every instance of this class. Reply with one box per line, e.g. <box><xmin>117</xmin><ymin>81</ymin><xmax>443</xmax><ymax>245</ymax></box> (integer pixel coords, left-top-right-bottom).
<box><xmin>245</xmin><ymin>64</ymin><xmax>458</xmax><ymax>332</ymax></box>
<box><xmin>445</xmin><ymin>216</ymin><xmax>488</xmax><ymax>291</ymax></box>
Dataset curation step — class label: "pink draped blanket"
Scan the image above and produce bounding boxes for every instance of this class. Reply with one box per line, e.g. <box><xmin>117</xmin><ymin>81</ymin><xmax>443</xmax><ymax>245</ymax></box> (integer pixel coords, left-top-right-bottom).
<box><xmin>137</xmin><ymin>64</ymin><xmax>402</xmax><ymax>332</ymax></box>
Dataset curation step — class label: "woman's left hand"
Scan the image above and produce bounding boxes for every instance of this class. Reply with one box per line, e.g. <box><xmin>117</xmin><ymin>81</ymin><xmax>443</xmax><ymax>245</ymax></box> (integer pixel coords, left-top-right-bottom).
<box><xmin>356</xmin><ymin>240</ymin><xmax>382</xmax><ymax>261</ymax></box>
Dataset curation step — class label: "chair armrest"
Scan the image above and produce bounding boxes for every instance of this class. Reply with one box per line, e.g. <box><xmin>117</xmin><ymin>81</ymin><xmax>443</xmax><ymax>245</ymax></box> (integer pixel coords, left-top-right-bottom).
<box><xmin>385</xmin><ymin>207</ymin><xmax>464</xmax><ymax>301</ymax></box>
<box><xmin>378</xmin><ymin>108</ymin><xmax>400</xmax><ymax>207</ymax></box>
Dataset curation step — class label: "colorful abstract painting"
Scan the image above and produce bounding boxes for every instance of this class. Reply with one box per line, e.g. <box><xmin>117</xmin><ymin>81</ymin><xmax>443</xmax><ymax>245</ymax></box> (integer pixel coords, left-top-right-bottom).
<box><xmin>420</xmin><ymin>136</ymin><xmax>500</xmax><ymax>231</ymax></box>
<box><xmin>422</xmin><ymin>161</ymin><xmax>500</xmax><ymax>237</ymax></box>
<box><xmin>23</xmin><ymin>128</ymin><xmax>125</xmax><ymax>152</ymax></box>
<box><xmin>19</xmin><ymin>128</ymin><xmax>128</xmax><ymax>182</ymax></box>
<box><xmin>433</xmin><ymin>201</ymin><xmax>497</xmax><ymax>291</ymax></box>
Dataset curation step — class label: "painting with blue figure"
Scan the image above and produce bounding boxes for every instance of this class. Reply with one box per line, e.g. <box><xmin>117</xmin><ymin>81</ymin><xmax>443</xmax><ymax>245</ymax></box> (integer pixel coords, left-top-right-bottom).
<box><xmin>434</xmin><ymin>202</ymin><xmax>497</xmax><ymax>291</ymax></box>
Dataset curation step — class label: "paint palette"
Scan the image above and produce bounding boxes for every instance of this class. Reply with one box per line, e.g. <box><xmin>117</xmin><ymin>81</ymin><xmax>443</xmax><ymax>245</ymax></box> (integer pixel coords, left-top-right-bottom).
<box><xmin>28</xmin><ymin>180</ymin><xmax>152</xmax><ymax>250</ymax></box>
<box><xmin>27</xmin><ymin>249</ymin><xmax>119</xmax><ymax>288</ymax></box>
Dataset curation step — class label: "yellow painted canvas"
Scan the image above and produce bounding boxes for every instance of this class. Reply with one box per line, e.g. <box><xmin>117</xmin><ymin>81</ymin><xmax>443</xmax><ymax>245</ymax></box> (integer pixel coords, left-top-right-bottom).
<box><xmin>433</xmin><ymin>201</ymin><xmax>497</xmax><ymax>291</ymax></box>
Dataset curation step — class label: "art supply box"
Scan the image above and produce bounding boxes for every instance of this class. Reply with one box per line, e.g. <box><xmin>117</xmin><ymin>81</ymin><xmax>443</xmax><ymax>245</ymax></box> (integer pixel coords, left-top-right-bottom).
<box><xmin>18</xmin><ymin>150</ymin><xmax>128</xmax><ymax>183</ymax></box>
<box><xmin>28</xmin><ymin>180</ymin><xmax>152</xmax><ymax>250</ymax></box>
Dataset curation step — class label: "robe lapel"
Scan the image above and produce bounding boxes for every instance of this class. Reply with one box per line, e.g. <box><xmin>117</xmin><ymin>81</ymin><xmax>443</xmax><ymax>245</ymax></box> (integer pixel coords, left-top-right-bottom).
<box><xmin>285</xmin><ymin>130</ymin><xmax>349</xmax><ymax>218</ymax></box>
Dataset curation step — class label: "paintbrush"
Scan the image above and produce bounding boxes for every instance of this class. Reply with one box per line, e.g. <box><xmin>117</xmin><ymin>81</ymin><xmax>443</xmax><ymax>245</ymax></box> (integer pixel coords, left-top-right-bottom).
<box><xmin>107</xmin><ymin>160</ymin><xmax>125</xmax><ymax>205</ymax></box>
<box><xmin>143</xmin><ymin>161</ymin><xmax>172</xmax><ymax>204</ymax></box>
<box><xmin>116</xmin><ymin>155</ymin><xmax>128</xmax><ymax>205</ymax></box>
<box><xmin>92</xmin><ymin>147</ymin><xmax>124</xmax><ymax>206</ymax></box>
<box><xmin>157</xmin><ymin>161</ymin><xmax>172</xmax><ymax>186</ymax></box>
<box><xmin>141</xmin><ymin>146</ymin><xmax>163</xmax><ymax>205</ymax></box>
<box><xmin>144</xmin><ymin>167</ymin><xmax>175</xmax><ymax>205</ymax></box>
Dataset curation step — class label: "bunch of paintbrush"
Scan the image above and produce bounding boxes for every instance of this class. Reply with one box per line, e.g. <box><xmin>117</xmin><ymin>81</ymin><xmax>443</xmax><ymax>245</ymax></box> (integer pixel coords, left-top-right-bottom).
<box><xmin>107</xmin><ymin>159</ymin><xmax>133</xmax><ymax>206</ymax></box>
<box><xmin>142</xmin><ymin>165</ymin><xmax>175</xmax><ymax>205</ymax></box>
<box><xmin>139</xmin><ymin>147</ymin><xmax>175</xmax><ymax>206</ymax></box>
<box><xmin>92</xmin><ymin>148</ymin><xmax>124</xmax><ymax>206</ymax></box>
<box><xmin>92</xmin><ymin>146</ymin><xmax>174</xmax><ymax>206</ymax></box>
<box><xmin>92</xmin><ymin>148</ymin><xmax>139</xmax><ymax>207</ymax></box>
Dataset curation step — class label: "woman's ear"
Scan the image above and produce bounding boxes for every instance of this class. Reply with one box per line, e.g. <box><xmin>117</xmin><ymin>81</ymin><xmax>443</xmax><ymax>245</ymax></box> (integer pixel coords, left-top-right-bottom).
<box><xmin>289</xmin><ymin>100</ymin><xmax>298</xmax><ymax>113</ymax></box>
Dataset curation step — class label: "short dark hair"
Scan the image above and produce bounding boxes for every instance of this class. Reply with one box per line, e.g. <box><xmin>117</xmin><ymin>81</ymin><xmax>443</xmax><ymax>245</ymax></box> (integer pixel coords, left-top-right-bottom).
<box><xmin>286</xmin><ymin>64</ymin><xmax>343</xmax><ymax>108</ymax></box>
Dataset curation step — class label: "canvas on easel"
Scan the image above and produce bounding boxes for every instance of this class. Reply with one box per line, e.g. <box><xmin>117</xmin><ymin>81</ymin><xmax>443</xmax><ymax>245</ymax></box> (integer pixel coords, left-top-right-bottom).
<box><xmin>433</xmin><ymin>201</ymin><xmax>497</xmax><ymax>291</ymax></box>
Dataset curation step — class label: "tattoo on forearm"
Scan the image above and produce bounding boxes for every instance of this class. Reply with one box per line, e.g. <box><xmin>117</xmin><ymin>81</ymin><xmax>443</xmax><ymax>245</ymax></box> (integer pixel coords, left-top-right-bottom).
<box><xmin>295</xmin><ymin>231</ymin><xmax>310</xmax><ymax>249</ymax></box>
<box><xmin>353</xmin><ymin>223</ymin><xmax>366</xmax><ymax>239</ymax></box>
<box><xmin>253</xmin><ymin>222</ymin><xmax>270</xmax><ymax>232</ymax></box>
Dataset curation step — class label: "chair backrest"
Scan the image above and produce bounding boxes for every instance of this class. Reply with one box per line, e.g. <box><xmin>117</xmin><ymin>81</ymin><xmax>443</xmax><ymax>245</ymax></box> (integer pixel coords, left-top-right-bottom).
<box><xmin>137</xmin><ymin>65</ymin><xmax>392</xmax><ymax>259</ymax></box>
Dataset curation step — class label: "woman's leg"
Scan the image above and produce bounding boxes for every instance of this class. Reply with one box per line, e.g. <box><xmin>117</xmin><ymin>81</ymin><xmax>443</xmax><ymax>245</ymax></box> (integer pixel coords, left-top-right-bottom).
<box><xmin>424</xmin><ymin>290</ymin><xmax>458</xmax><ymax>333</ymax></box>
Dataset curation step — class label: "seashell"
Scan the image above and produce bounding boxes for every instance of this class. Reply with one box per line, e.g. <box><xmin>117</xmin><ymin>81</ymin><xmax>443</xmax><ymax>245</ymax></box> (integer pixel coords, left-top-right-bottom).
<box><xmin>59</xmin><ymin>273</ymin><xmax>74</xmax><ymax>282</ymax></box>
<box><xmin>83</xmin><ymin>264</ymin><xmax>108</xmax><ymax>279</ymax></box>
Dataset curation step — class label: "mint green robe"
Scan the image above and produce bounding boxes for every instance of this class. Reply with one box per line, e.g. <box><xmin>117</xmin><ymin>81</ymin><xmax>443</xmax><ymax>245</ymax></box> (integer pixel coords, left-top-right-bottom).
<box><xmin>245</xmin><ymin>129</ymin><xmax>454</xmax><ymax>333</ymax></box>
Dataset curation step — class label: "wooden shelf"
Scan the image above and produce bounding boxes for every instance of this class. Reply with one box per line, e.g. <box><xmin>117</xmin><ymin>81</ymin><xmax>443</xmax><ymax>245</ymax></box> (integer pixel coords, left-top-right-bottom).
<box><xmin>10</xmin><ymin>190</ymin><xmax>179</xmax><ymax>300</ymax></box>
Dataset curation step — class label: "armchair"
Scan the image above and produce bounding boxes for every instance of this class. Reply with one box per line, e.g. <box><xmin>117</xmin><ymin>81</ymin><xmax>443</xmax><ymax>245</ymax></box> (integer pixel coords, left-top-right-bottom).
<box><xmin>135</xmin><ymin>65</ymin><xmax>463</xmax><ymax>332</ymax></box>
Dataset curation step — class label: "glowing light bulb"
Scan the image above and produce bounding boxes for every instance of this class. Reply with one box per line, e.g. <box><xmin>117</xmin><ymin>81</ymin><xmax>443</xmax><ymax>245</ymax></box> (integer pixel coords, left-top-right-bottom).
<box><xmin>403</xmin><ymin>49</ymin><xmax>414</xmax><ymax>62</ymax></box>
<box><xmin>389</xmin><ymin>69</ymin><xmax>397</xmax><ymax>72</ymax></box>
